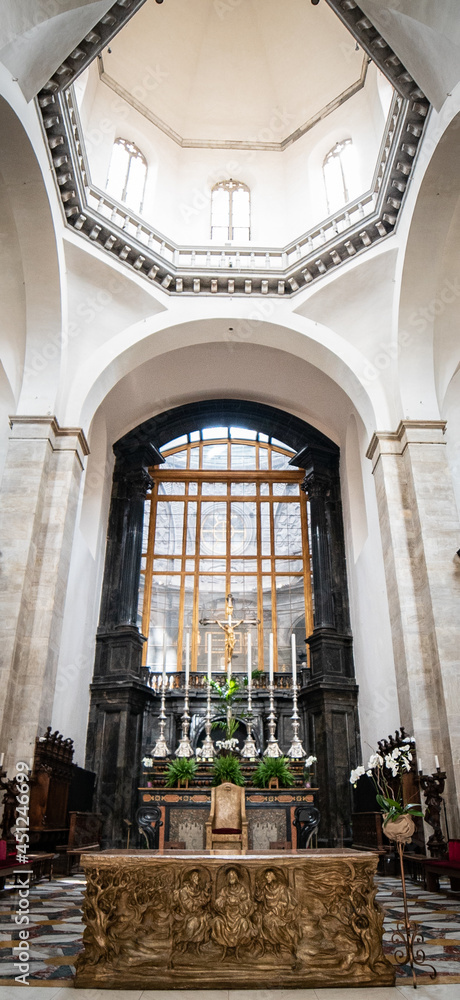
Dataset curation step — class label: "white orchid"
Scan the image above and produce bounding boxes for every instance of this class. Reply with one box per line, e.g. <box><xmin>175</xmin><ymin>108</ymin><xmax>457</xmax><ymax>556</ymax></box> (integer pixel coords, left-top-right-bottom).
<box><xmin>305</xmin><ymin>755</ymin><xmax>317</xmax><ymax>768</ymax></box>
<box><xmin>350</xmin><ymin>739</ymin><xmax>422</xmax><ymax>828</ymax></box>
<box><xmin>215</xmin><ymin>738</ymin><xmax>239</xmax><ymax>752</ymax></box>
<box><xmin>367</xmin><ymin>753</ymin><xmax>383</xmax><ymax>770</ymax></box>
<box><xmin>350</xmin><ymin>765</ymin><xmax>366</xmax><ymax>787</ymax></box>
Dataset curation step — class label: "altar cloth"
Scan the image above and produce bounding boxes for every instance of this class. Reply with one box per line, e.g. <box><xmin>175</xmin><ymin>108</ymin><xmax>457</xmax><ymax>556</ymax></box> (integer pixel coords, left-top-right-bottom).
<box><xmin>75</xmin><ymin>848</ymin><xmax>395</xmax><ymax>990</ymax></box>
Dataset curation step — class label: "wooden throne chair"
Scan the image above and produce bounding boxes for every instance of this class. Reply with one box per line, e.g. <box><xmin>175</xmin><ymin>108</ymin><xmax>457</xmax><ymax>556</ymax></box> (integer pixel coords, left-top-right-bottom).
<box><xmin>205</xmin><ymin>781</ymin><xmax>248</xmax><ymax>852</ymax></box>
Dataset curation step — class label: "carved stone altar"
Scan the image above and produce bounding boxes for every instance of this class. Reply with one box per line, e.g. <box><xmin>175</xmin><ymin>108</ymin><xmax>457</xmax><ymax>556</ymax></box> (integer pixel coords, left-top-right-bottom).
<box><xmin>75</xmin><ymin>849</ymin><xmax>394</xmax><ymax>990</ymax></box>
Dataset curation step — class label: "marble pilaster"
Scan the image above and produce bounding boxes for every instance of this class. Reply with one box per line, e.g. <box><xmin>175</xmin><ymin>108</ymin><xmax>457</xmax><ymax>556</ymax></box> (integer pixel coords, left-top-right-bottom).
<box><xmin>0</xmin><ymin>416</ymin><xmax>88</xmax><ymax>771</ymax></box>
<box><xmin>367</xmin><ymin>421</ymin><xmax>460</xmax><ymax>834</ymax></box>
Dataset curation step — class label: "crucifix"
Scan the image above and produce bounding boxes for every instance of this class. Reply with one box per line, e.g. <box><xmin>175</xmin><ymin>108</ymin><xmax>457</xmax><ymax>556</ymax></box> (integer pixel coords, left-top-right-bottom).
<box><xmin>199</xmin><ymin>593</ymin><xmax>259</xmax><ymax>680</ymax></box>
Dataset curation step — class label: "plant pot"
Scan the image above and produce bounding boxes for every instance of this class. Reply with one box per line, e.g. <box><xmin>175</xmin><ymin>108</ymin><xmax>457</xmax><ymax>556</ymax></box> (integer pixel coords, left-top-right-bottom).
<box><xmin>383</xmin><ymin>813</ymin><xmax>416</xmax><ymax>844</ymax></box>
<box><xmin>268</xmin><ymin>777</ymin><xmax>279</xmax><ymax>790</ymax></box>
<box><xmin>177</xmin><ymin>778</ymin><xmax>189</xmax><ymax>789</ymax></box>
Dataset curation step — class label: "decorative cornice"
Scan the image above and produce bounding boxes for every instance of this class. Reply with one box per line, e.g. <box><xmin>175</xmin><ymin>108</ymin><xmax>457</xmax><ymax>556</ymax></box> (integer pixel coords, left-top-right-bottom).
<box><xmin>9</xmin><ymin>415</ymin><xmax>90</xmax><ymax>467</ymax></box>
<box><xmin>98</xmin><ymin>54</ymin><xmax>369</xmax><ymax>152</ymax></box>
<box><xmin>35</xmin><ymin>0</ymin><xmax>430</xmax><ymax>298</ymax></box>
<box><xmin>367</xmin><ymin>420</ymin><xmax>447</xmax><ymax>467</ymax></box>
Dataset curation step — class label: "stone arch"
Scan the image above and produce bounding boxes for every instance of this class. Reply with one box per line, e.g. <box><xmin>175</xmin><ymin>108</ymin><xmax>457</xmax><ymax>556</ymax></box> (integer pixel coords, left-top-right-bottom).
<box><xmin>0</xmin><ymin>91</ymin><xmax>64</xmax><ymax>415</ymax></box>
<box><xmin>398</xmin><ymin>108</ymin><xmax>460</xmax><ymax>419</ymax></box>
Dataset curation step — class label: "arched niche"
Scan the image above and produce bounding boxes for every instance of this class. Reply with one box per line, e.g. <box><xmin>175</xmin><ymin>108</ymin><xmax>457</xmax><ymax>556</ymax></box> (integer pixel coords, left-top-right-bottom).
<box><xmin>86</xmin><ymin>398</ymin><xmax>360</xmax><ymax>850</ymax></box>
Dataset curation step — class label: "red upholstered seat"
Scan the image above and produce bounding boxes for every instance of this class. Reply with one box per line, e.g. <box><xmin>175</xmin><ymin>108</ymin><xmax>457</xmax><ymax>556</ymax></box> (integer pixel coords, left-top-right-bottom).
<box><xmin>212</xmin><ymin>828</ymin><xmax>241</xmax><ymax>834</ymax></box>
<box><xmin>427</xmin><ymin>859</ymin><xmax>460</xmax><ymax>869</ymax></box>
<box><xmin>449</xmin><ymin>839</ymin><xmax>460</xmax><ymax>862</ymax></box>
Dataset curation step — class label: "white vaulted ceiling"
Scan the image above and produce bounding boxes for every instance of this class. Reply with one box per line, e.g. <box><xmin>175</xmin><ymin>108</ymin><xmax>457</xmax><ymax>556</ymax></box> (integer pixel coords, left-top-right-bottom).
<box><xmin>100</xmin><ymin>0</ymin><xmax>363</xmax><ymax>145</ymax></box>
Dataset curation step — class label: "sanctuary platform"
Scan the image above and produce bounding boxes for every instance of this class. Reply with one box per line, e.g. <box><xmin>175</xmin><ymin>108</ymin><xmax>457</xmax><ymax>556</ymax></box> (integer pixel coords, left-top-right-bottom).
<box><xmin>75</xmin><ymin>848</ymin><xmax>395</xmax><ymax>990</ymax></box>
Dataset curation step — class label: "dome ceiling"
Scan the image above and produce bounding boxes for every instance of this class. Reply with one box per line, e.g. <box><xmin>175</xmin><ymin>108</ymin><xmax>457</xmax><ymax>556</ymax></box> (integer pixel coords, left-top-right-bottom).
<box><xmin>37</xmin><ymin>0</ymin><xmax>431</xmax><ymax>296</ymax></box>
<box><xmin>100</xmin><ymin>0</ymin><xmax>364</xmax><ymax>146</ymax></box>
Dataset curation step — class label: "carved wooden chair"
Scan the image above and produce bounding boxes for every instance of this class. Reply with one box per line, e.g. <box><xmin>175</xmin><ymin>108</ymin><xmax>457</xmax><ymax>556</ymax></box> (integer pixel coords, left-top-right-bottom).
<box><xmin>205</xmin><ymin>782</ymin><xmax>248</xmax><ymax>852</ymax></box>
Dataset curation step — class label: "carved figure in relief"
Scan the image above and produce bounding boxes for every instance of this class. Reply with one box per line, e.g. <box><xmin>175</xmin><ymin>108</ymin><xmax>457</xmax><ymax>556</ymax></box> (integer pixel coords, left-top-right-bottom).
<box><xmin>256</xmin><ymin>868</ymin><xmax>301</xmax><ymax>957</ymax></box>
<box><xmin>172</xmin><ymin>868</ymin><xmax>212</xmax><ymax>954</ymax></box>
<box><xmin>211</xmin><ymin>867</ymin><xmax>255</xmax><ymax>958</ymax></box>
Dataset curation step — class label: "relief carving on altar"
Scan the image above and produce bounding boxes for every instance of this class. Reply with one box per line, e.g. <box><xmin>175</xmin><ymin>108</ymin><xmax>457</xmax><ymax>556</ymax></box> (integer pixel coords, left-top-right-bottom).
<box><xmin>75</xmin><ymin>855</ymin><xmax>394</xmax><ymax>989</ymax></box>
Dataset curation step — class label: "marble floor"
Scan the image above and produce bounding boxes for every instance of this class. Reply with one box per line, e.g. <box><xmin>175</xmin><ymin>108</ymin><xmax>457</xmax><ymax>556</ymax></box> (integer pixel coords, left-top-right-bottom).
<box><xmin>0</xmin><ymin>874</ymin><xmax>459</xmax><ymax>997</ymax></box>
<box><xmin>0</xmin><ymin>986</ymin><xmax>458</xmax><ymax>998</ymax></box>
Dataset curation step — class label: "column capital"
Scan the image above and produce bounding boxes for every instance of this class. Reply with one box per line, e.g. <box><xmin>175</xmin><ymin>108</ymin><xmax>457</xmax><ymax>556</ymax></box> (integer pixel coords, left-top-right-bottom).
<box><xmin>301</xmin><ymin>469</ymin><xmax>333</xmax><ymax>499</ymax></box>
<box><xmin>367</xmin><ymin>420</ymin><xmax>447</xmax><ymax>470</ymax></box>
<box><xmin>115</xmin><ymin>465</ymin><xmax>154</xmax><ymax>500</ymax></box>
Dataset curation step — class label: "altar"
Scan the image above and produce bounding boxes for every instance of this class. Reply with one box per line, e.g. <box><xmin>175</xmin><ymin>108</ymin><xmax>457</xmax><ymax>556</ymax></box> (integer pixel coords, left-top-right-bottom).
<box><xmin>75</xmin><ymin>848</ymin><xmax>395</xmax><ymax>990</ymax></box>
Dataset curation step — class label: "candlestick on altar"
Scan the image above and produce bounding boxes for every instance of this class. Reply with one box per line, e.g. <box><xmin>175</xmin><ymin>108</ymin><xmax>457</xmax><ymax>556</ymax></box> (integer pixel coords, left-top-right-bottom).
<box><xmin>175</xmin><ymin>632</ymin><xmax>194</xmax><ymax>758</ymax></box>
<box><xmin>152</xmin><ymin>634</ymin><xmax>170</xmax><ymax>758</ymax></box>
<box><xmin>287</xmin><ymin>633</ymin><xmax>306</xmax><ymax>759</ymax></box>
<box><xmin>201</xmin><ymin>633</ymin><xmax>215</xmax><ymax>759</ymax></box>
<box><xmin>242</xmin><ymin>633</ymin><xmax>258</xmax><ymax>759</ymax></box>
<box><xmin>419</xmin><ymin>766</ymin><xmax>448</xmax><ymax>858</ymax></box>
<box><xmin>264</xmin><ymin>632</ymin><xmax>282</xmax><ymax>758</ymax></box>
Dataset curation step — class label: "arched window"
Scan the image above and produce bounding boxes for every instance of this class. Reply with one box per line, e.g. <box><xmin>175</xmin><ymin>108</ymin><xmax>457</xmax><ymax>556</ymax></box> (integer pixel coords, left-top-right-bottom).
<box><xmin>138</xmin><ymin>427</ymin><xmax>312</xmax><ymax>673</ymax></box>
<box><xmin>211</xmin><ymin>179</ymin><xmax>250</xmax><ymax>241</ymax></box>
<box><xmin>323</xmin><ymin>138</ymin><xmax>358</xmax><ymax>214</ymax></box>
<box><xmin>105</xmin><ymin>138</ymin><xmax>147</xmax><ymax>214</ymax></box>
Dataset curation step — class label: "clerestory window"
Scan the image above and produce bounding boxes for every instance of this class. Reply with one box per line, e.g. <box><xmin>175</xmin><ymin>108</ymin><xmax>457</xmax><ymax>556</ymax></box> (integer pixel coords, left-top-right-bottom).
<box><xmin>138</xmin><ymin>428</ymin><xmax>313</xmax><ymax>674</ymax></box>
<box><xmin>105</xmin><ymin>137</ymin><xmax>147</xmax><ymax>214</ymax></box>
<box><xmin>211</xmin><ymin>179</ymin><xmax>250</xmax><ymax>241</ymax></box>
<box><xmin>323</xmin><ymin>138</ymin><xmax>358</xmax><ymax>215</ymax></box>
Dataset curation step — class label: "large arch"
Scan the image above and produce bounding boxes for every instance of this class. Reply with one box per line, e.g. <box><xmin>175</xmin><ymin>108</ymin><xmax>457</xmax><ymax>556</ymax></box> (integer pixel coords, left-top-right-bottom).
<box><xmin>398</xmin><ymin>108</ymin><xmax>460</xmax><ymax>420</ymax></box>
<box><xmin>0</xmin><ymin>82</ymin><xmax>65</xmax><ymax>417</ymax></box>
<box><xmin>85</xmin><ymin>395</ymin><xmax>360</xmax><ymax>849</ymax></box>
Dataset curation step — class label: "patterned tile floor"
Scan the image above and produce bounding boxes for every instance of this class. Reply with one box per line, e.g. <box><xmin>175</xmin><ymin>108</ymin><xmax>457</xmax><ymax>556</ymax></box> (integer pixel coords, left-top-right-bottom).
<box><xmin>0</xmin><ymin>873</ymin><xmax>459</xmax><ymax>993</ymax></box>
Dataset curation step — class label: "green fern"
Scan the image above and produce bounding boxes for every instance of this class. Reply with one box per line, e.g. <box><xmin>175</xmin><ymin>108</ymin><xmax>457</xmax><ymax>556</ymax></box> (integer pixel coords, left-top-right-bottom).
<box><xmin>211</xmin><ymin>755</ymin><xmax>245</xmax><ymax>786</ymax></box>
<box><xmin>164</xmin><ymin>757</ymin><xmax>198</xmax><ymax>787</ymax></box>
<box><xmin>253</xmin><ymin>756</ymin><xmax>294</xmax><ymax>788</ymax></box>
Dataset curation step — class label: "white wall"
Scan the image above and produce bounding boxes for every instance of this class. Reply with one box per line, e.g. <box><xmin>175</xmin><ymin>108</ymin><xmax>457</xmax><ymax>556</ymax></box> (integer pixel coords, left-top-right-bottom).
<box><xmin>341</xmin><ymin>412</ymin><xmax>400</xmax><ymax>756</ymax></box>
<box><xmin>76</xmin><ymin>62</ymin><xmax>389</xmax><ymax>246</ymax></box>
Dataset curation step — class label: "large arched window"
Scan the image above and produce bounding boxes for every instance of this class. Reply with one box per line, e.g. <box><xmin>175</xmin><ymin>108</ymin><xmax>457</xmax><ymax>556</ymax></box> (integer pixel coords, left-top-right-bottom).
<box><xmin>139</xmin><ymin>427</ymin><xmax>312</xmax><ymax>674</ymax></box>
<box><xmin>211</xmin><ymin>179</ymin><xmax>250</xmax><ymax>241</ymax></box>
<box><xmin>105</xmin><ymin>137</ymin><xmax>147</xmax><ymax>214</ymax></box>
<box><xmin>323</xmin><ymin>138</ymin><xmax>358</xmax><ymax>214</ymax></box>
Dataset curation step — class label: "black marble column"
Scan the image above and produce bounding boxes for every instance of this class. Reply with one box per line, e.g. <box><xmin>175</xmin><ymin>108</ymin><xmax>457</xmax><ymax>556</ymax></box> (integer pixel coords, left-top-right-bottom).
<box><xmin>305</xmin><ymin>471</ymin><xmax>335</xmax><ymax>629</ymax></box>
<box><xmin>293</xmin><ymin>444</ymin><xmax>359</xmax><ymax>845</ymax></box>
<box><xmin>86</xmin><ymin>458</ymin><xmax>157</xmax><ymax>847</ymax></box>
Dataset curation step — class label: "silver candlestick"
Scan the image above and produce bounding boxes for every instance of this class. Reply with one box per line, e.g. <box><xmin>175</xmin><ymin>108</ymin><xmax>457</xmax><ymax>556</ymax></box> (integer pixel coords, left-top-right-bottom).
<box><xmin>152</xmin><ymin>672</ymin><xmax>170</xmax><ymax>758</ymax></box>
<box><xmin>241</xmin><ymin>679</ymin><xmax>258</xmax><ymax>758</ymax></box>
<box><xmin>201</xmin><ymin>674</ymin><xmax>215</xmax><ymax>759</ymax></box>
<box><xmin>263</xmin><ymin>677</ymin><xmax>283</xmax><ymax>757</ymax></box>
<box><xmin>175</xmin><ymin>676</ymin><xmax>194</xmax><ymax>758</ymax></box>
<box><xmin>287</xmin><ymin>678</ymin><xmax>306</xmax><ymax>759</ymax></box>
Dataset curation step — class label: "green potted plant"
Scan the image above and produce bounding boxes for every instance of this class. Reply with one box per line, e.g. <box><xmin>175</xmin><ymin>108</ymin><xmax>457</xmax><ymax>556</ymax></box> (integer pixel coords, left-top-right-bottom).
<box><xmin>210</xmin><ymin>677</ymin><xmax>245</xmax><ymax>740</ymax></box>
<box><xmin>350</xmin><ymin>744</ymin><xmax>423</xmax><ymax>843</ymax></box>
<box><xmin>253</xmin><ymin>756</ymin><xmax>294</xmax><ymax>789</ymax></box>
<box><xmin>211</xmin><ymin>755</ymin><xmax>245</xmax><ymax>786</ymax></box>
<box><xmin>164</xmin><ymin>757</ymin><xmax>198</xmax><ymax>788</ymax></box>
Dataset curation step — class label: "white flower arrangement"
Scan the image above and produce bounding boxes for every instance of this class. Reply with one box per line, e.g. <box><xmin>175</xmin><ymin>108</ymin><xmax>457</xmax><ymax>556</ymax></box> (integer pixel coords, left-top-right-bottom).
<box><xmin>142</xmin><ymin>756</ymin><xmax>154</xmax><ymax>768</ymax></box>
<box><xmin>350</xmin><ymin>743</ymin><xmax>422</xmax><ymax>827</ymax></box>
<box><xmin>215</xmin><ymin>738</ymin><xmax>239</xmax><ymax>752</ymax></box>
<box><xmin>305</xmin><ymin>755</ymin><xmax>317</xmax><ymax>768</ymax></box>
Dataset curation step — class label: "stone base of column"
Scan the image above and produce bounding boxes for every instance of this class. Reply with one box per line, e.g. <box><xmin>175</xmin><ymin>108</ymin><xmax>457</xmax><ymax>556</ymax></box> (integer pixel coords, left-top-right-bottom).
<box><xmin>86</xmin><ymin>680</ymin><xmax>154</xmax><ymax>848</ymax></box>
<box><xmin>306</xmin><ymin>628</ymin><xmax>354</xmax><ymax>680</ymax></box>
<box><xmin>94</xmin><ymin>626</ymin><xmax>146</xmax><ymax>682</ymax></box>
<box><xmin>299</xmin><ymin>677</ymin><xmax>360</xmax><ymax>847</ymax></box>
